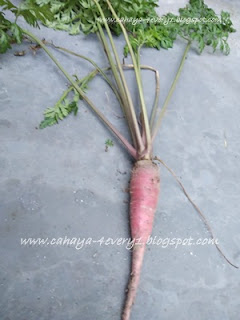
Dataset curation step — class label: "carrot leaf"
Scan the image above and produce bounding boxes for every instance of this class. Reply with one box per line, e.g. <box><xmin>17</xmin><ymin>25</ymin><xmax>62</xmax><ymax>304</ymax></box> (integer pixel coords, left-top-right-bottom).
<box><xmin>167</xmin><ymin>0</ymin><xmax>236</xmax><ymax>55</ymax></box>
<box><xmin>39</xmin><ymin>99</ymin><xmax>79</xmax><ymax>129</ymax></box>
<box><xmin>0</xmin><ymin>0</ymin><xmax>53</xmax><ymax>53</ymax></box>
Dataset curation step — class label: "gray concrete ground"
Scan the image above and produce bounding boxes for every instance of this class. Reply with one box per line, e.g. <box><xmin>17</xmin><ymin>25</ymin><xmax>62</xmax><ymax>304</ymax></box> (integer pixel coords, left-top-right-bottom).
<box><xmin>0</xmin><ymin>1</ymin><xmax>240</xmax><ymax>319</ymax></box>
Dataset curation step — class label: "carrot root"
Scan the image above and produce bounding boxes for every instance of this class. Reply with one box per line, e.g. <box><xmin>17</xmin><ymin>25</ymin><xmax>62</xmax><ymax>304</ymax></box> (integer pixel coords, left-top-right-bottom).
<box><xmin>122</xmin><ymin>160</ymin><xmax>160</xmax><ymax>320</ymax></box>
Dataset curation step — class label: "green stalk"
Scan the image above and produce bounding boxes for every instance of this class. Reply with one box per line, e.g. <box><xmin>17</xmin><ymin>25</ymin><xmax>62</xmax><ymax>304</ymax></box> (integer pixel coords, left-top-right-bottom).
<box><xmin>105</xmin><ymin>0</ymin><xmax>152</xmax><ymax>157</ymax></box>
<box><xmin>149</xmin><ymin>69</ymin><xmax>160</xmax><ymax>130</ymax></box>
<box><xmin>152</xmin><ymin>41</ymin><xmax>191</xmax><ymax>141</ymax></box>
<box><xmin>97</xmin><ymin>27</ymin><xmax>122</xmax><ymax>89</ymax></box>
<box><xmin>123</xmin><ymin>64</ymin><xmax>160</xmax><ymax>124</ymax></box>
<box><xmin>93</xmin><ymin>1</ymin><xmax>144</xmax><ymax>154</ymax></box>
<box><xmin>22</xmin><ymin>28</ymin><xmax>137</xmax><ymax>159</ymax></box>
<box><xmin>97</xmin><ymin>26</ymin><xmax>127</xmax><ymax>105</ymax></box>
<box><xmin>97</xmin><ymin>25</ymin><xmax>138</xmax><ymax>149</ymax></box>
<box><xmin>136</xmin><ymin>47</ymin><xmax>146</xmax><ymax>144</ymax></box>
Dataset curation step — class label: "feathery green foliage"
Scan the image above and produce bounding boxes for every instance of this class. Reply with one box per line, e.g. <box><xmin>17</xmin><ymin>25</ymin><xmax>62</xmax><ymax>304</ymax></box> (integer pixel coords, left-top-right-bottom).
<box><xmin>0</xmin><ymin>0</ymin><xmax>53</xmax><ymax>53</ymax></box>
<box><xmin>34</xmin><ymin>0</ymin><xmax>159</xmax><ymax>35</ymax></box>
<box><xmin>39</xmin><ymin>84</ymin><xmax>85</xmax><ymax>129</ymax></box>
<box><xmin>30</xmin><ymin>0</ymin><xmax>235</xmax><ymax>55</ymax></box>
<box><xmin>39</xmin><ymin>69</ymin><xmax>98</xmax><ymax>128</ymax></box>
<box><xmin>166</xmin><ymin>0</ymin><xmax>236</xmax><ymax>54</ymax></box>
<box><xmin>39</xmin><ymin>99</ymin><xmax>79</xmax><ymax>129</ymax></box>
<box><xmin>1</xmin><ymin>0</ymin><xmax>235</xmax><ymax>56</ymax></box>
<box><xmin>125</xmin><ymin>0</ymin><xmax>235</xmax><ymax>55</ymax></box>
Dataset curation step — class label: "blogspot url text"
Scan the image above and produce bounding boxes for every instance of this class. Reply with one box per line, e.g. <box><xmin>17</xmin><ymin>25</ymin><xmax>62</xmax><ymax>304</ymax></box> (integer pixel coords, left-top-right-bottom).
<box><xmin>20</xmin><ymin>236</ymin><xmax>219</xmax><ymax>250</ymax></box>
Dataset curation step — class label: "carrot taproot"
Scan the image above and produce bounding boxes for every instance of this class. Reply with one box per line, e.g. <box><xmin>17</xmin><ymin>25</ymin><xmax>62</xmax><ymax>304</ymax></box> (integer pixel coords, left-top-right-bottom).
<box><xmin>122</xmin><ymin>159</ymin><xmax>160</xmax><ymax>320</ymax></box>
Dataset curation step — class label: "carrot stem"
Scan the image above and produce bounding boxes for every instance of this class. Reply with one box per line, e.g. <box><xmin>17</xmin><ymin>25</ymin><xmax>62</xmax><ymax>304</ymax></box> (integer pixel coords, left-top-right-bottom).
<box><xmin>97</xmin><ymin>25</ymin><xmax>139</xmax><ymax>150</ymax></box>
<box><xmin>152</xmin><ymin>41</ymin><xmax>191</xmax><ymax>140</ymax></box>
<box><xmin>149</xmin><ymin>69</ymin><xmax>160</xmax><ymax>130</ymax></box>
<box><xmin>104</xmin><ymin>0</ymin><xmax>152</xmax><ymax>157</ymax></box>
<box><xmin>94</xmin><ymin>4</ymin><xmax>144</xmax><ymax>153</ymax></box>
